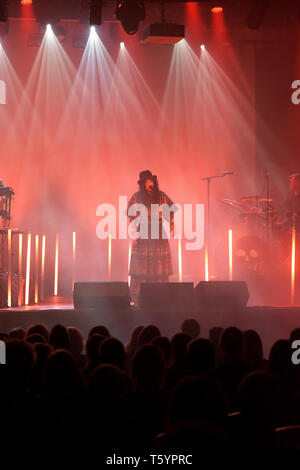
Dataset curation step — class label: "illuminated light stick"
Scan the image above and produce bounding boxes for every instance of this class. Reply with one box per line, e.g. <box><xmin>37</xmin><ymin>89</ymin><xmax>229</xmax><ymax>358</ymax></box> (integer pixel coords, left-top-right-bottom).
<box><xmin>178</xmin><ymin>239</ymin><xmax>182</xmax><ymax>282</ymax></box>
<box><xmin>291</xmin><ymin>223</ymin><xmax>296</xmax><ymax>305</ymax></box>
<box><xmin>41</xmin><ymin>235</ymin><xmax>46</xmax><ymax>301</ymax></box>
<box><xmin>18</xmin><ymin>233</ymin><xmax>23</xmax><ymax>306</ymax></box>
<box><xmin>228</xmin><ymin>229</ymin><xmax>233</xmax><ymax>281</ymax></box>
<box><xmin>108</xmin><ymin>234</ymin><xmax>112</xmax><ymax>280</ymax></box>
<box><xmin>34</xmin><ymin>235</ymin><xmax>39</xmax><ymax>304</ymax></box>
<box><xmin>7</xmin><ymin>229</ymin><xmax>11</xmax><ymax>307</ymax></box>
<box><xmin>72</xmin><ymin>232</ymin><xmax>76</xmax><ymax>291</ymax></box>
<box><xmin>54</xmin><ymin>234</ymin><xmax>59</xmax><ymax>296</ymax></box>
<box><xmin>25</xmin><ymin>233</ymin><xmax>31</xmax><ymax>306</ymax></box>
<box><xmin>128</xmin><ymin>240</ymin><xmax>132</xmax><ymax>287</ymax></box>
<box><xmin>205</xmin><ymin>245</ymin><xmax>209</xmax><ymax>281</ymax></box>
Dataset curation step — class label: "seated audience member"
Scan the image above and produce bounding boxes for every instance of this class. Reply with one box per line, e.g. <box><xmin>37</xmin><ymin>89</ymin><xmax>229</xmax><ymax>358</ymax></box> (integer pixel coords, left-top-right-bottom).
<box><xmin>152</xmin><ymin>336</ymin><xmax>171</xmax><ymax>367</ymax></box>
<box><xmin>209</xmin><ymin>327</ymin><xmax>224</xmax><ymax>366</ymax></box>
<box><xmin>290</xmin><ymin>328</ymin><xmax>300</xmax><ymax>342</ymax></box>
<box><xmin>168</xmin><ymin>376</ymin><xmax>226</xmax><ymax>427</ymax></box>
<box><xmin>242</xmin><ymin>329</ymin><xmax>266</xmax><ymax>371</ymax></box>
<box><xmin>83</xmin><ymin>333</ymin><xmax>106</xmax><ymax>378</ymax></box>
<box><xmin>125</xmin><ymin>325</ymin><xmax>144</xmax><ymax>370</ymax></box>
<box><xmin>138</xmin><ymin>325</ymin><xmax>161</xmax><ymax>346</ymax></box>
<box><xmin>44</xmin><ymin>349</ymin><xmax>87</xmax><ymax>415</ymax></box>
<box><xmin>216</xmin><ymin>327</ymin><xmax>250</xmax><ymax>411</ymax></box>
<box><xmin>88</xmin><ymin>325</ymin><xmax>110</xmax><ymax>338</ymax></box>
<box><xmin>67</xmin><ymin>326</ymin><xmax>86</xmax><ymax>367</ymax></box>
<box><xmin>268</xmin><ymin>339</ymin><xmax>298</xmax><ymax>425</ymax></box>
<box><xmin>233</xmin><ymin>370</ymin><xmax>278</xmax><ymax>449</ymax></box>
<box><xmin>129</xmin><ymin>344</ymin><xmax>167</xmax><ymax>446</ymax></box>
<box><xmin>9</xmin><ymin>327</ymin><xmax>26</xmax><ymax>340</ymax></box>
<box><xmin>87</xmin><ymin>364</ymin><xmax>131</xmax><ymax>450</ymax></box>
<box><xmin>184</xmin><ymin>338</ymin><xmax>215</xmax><ymax>377</ymax></box>
<box><xmin>181</xmin><ymin>319</ymin><xmax>200</xmax><ymax>339</ymax></box>
<box><xmin>26</xmin><ymin>324</ymin><xmax>50</xmax><ymax>342</ymax></box>
<box><xmin>30</xmin><ymin>342</ymin><xmax>53</xmax><ymax>393</ymax></box>
<box><xmin>26</xmin><ymin>334</ymin><xmax>47</xmax><ymax>345</ymax></box>
<box><xmin>98</xmin><ymin>337</ymin><xmax>127</xmax><ymax>371</ymax></box>
<box><xmin>167</xmin><ymin>333</ymin><xmax>192</xmax><ymax>389</ymax></box>
<box><xmin>49</xmin><ymin>324</ymin><xmax>70</xmax><ymax>350</ymax></box>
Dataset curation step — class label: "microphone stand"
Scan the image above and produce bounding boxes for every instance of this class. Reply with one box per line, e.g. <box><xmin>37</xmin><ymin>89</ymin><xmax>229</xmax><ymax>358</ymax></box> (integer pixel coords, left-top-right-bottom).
<box><xmin>201</xmin><ymin>172</ymin><xmax>234</xmax><ymax>280</ymax></box>
<box><xmin>265</xmin><ymin>171</ymin><xmax>271</xmax><ymax>241</ymax></box>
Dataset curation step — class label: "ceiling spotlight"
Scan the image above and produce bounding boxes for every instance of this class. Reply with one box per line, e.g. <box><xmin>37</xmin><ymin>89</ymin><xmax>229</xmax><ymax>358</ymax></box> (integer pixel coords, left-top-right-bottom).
<box><xmin>200</xmin><ymin>44</ymin><xmax>205</xmax><ymax>50</ymax></box>
<box><xmin>120</xmin><ymin>41</ymin><xmax>125</xmax><ymax>48</ymax></box>
<box><xmin>211</xmin><ymin>6</ymin><xmax>223</xmax><ymax>13</ymax></box>
<box><xmin>46</xmin><ymin>24</ymin><xmax>52</xmax><ymax>30</ymax></box>
<box><xmin>115</xmin><ymin>0</ymin><xmax>145</xmax><ymax>35</ymax></box>
<box><xmin>21</xmin><ymin>0</ymin><xmax>33</xmax><ymax>5</ymax></box>
<box><xmin>90</xmin><ymin>25</ymin><xmax>96</xmax><ymax>33</ymax></box>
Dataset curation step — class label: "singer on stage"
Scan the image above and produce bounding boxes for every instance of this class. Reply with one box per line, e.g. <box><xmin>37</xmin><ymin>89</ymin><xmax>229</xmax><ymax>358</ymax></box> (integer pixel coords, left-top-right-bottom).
<box><xmin>127</xmin><ymin>170</ymin><xmax>175</xmax><ymax>306</ymax></box>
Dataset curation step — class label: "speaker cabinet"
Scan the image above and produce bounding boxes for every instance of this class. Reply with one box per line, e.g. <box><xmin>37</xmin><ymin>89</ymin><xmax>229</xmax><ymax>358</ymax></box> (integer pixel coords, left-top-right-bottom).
<box><xmin>194</xmin><ymin>281</ymin><xmax>249</xmax><ymax>309</ymax></box>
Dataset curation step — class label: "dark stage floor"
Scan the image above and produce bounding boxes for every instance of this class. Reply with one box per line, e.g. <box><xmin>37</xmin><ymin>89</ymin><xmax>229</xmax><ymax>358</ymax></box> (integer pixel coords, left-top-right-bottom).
<box><xmin>1</xmin><ymin>299</ymin><xmax>300</xmax><ymax>355</ymax></box>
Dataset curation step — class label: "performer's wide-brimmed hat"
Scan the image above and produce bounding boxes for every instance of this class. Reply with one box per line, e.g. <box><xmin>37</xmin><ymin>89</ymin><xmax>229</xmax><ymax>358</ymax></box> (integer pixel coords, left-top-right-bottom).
<box><xmin>137</xmin><ymin>170</ymin><xmax>155</xmax><ymax>186</ymax></box>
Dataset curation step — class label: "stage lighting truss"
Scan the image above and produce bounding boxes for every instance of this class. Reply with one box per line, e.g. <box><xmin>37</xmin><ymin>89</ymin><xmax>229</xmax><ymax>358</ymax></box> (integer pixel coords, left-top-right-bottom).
<box><xmin>115</xmin><ymin>0</ymin><xmax>145</xmax><ymax>35</ymax></box>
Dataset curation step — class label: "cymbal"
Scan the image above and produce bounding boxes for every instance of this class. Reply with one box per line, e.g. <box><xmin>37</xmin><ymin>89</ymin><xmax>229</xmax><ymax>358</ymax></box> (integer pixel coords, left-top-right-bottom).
<box><xmin>240</xmin><ymin>196</ymin><xmax>273</xmax><ymax>203</ymax></box>
<box><xmin>221</xmin><ymin>198</ymin><xmax>249</xmax><ymax>210</ymax></box>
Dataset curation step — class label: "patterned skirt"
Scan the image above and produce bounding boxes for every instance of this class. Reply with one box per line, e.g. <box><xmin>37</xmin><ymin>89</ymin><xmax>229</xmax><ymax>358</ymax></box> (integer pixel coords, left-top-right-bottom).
<box><xmin>129</xmin><ymin>238</ymin><xmax>172</xmax><ymax>281</ymax></box>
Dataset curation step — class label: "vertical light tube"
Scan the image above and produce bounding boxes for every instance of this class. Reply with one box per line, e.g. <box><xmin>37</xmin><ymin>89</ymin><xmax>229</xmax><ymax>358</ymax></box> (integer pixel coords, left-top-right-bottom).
<box><xmin>72</xmin><ymin>231</ymin><xmax>76</xmax><ymax>291</ymax></box>
<box><xmin>291</xmin><ymin>224</ymin><xmax>296</xmax><ymax>305</ymax></box>
<box><xmin>54</xmin><ymin>233</ymin><xmax>59</xmax><ymax>296</ymax></box>
<box><xmin>205</xmin><ymin>246</ymin><xmax>209</xmax><ymax>281</ymax></box>
<box><xmin>108</xmin><ymin>234</ymin><xmax>112</xmax><ymax>280</ymax></box>
<box><xmin>18</xmin><ymin>233</ymin><xmax>23</xmax><ymax>306</ymax></box>
<box><xmin>228</xmin><ymin>229</ymin><xmax>233</xmax><ymax>281</ymax></box>
<box><xmin>25</xmin><ymin>233</ymin><xmax>31</xmax><ymax>306</ymax></box>
<box><xmin>41</xmin><ymin>235</ymin><xmax>46</xmax><ymax>301</ymax></box>
<box><xmin>7</xmin><ymin>229</ymin><xmax>11</xmax><ymax>307</ymax></box>
<box><xmin>178</xmin><ymin>238</ymin><xmax>182</xmax><ymax>282</ymax></box>
<box><xmin>34</xmin><ymin>235</ymin><xmax>39</xmax><ymax>304</ymax></box>
<box><xmin>128</xmin><ymin>240</ymin><xmax>132</xmax><ymax>287</ymax></box>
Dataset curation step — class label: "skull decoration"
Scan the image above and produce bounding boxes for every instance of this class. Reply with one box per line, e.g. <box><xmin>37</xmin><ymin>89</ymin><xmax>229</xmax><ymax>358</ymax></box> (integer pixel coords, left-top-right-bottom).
<box><xmin>235</xmin><ymin>236</ymin><xmax>266</xmax><ymax>273</ymax></box>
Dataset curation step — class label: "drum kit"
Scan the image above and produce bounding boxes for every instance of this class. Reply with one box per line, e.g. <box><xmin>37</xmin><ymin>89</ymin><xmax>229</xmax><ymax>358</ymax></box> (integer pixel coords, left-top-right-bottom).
<box><xmin>221</xmin><ymin>195</ymin><xmax>293</xmax><ymax>274</ymax></box>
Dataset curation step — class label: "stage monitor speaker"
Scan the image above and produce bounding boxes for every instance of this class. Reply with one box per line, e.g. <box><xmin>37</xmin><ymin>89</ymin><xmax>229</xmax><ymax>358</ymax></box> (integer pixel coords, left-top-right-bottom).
<box><xmin>73</xmin><ymin>282</ymin><xmax>130</xmax><ymax>310</ymax></box>
<box><xmin>138</xmin><ymin>282</ymin><xmax>194</xmax><ymax>311</ymax></box>
<box><xmin>194</xmin><ymin>281</ymin><xmax>249</xmax><ymax>309</ymax></box>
